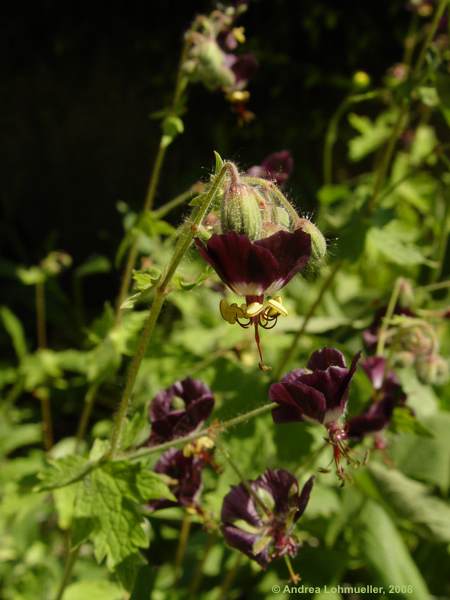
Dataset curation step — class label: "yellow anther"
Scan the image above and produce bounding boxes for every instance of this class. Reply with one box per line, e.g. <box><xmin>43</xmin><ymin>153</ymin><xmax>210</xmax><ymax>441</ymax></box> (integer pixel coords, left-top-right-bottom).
<box><xmin>266</xmin><ymin>297</ymin><xmax>288</xmax><ymax>317</ymax></box>
<box><xmin>246</xmin><ymin>302</ymin><xmax>265</xmax><ymax>318</ymax></box>
<box><xmin>183</xmin><ymin>436</ymin><xmax>215</xmax><ymax>457</ymax></box>
<box><xmin>232</xmin><ymin>27</ymin><xmax>246</xmax><ymax>44</ymax></box>
<box><xmin>220</xmin><ymin>299</ymin><xmax>245</xmax><ymax>324</ymax></box>
<box><xmin>227</xmin><ymin>90</ymin><xmax>250</xmax><ymax>103</ymax></box>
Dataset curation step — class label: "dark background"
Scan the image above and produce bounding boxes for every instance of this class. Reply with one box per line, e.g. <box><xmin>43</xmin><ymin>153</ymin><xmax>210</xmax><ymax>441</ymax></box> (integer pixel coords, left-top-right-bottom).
<box><xmin>1</xmin><ymin>0</ymin><xmax>408</xmax><ymax>302</ymax></box>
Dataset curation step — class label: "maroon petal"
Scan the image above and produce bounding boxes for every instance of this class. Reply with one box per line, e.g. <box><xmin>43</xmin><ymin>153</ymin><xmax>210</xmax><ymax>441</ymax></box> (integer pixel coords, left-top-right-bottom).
<box><xmin>270</xmin><ymin>381</ymin><xmax>327</xmax><ymax>424</ymax></box>
<box><xmin>196</xmin><ymin>232</ymin><xmax>279</xmax><ymax>296</ymax></box>
<box><xmin>222</xmin><ymin>525</ymin><xmax>270</xmax><ymax>567</ymax></box>
<box><xmin>221</xmin><ymin>481</ymin><xmax>261</xmax><ymax>527</ymax></box>
<box><xmin>150</xmin><ymin>449</ymin><xmax>203</xmax><ymax>510</ymax></box>
<box><xmin>261</xmin><ymin>150</ymin><xmax>294</xmax><ymax>185</ymax></box>
<box><xmin>258</xmin><ymin>469</ymin><xmax>299</xmax><ymax>514</ymax></box>
<box><xmin>307</xmin><ymin>347</ymin><xmax>346</xmax><ymax>371</ymax></box>
<box><xmin>255</xmin><ymin>229</ymin><xmax>311</xmax><ymax>292</ymax></box>
<box><xmin>361</xmin><ymin>356</ymin><xmax>386</xmax><ymax>390</ymax></box>
<box><xmin>295</xmin><ymin>476</ymin><xmax>315</xmax><ymax>521</ymax></box>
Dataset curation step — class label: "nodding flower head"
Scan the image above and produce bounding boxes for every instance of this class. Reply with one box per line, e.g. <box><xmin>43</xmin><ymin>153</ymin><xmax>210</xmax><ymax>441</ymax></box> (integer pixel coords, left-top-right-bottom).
<box><xmin>270</xmin><ymin>348</ymin><xmax>360</xmax><ymax>427</ymax></box>
<box><xmin>221</xmin><ymin>469</ymin><xmax>314</xmax><ymax>567</ymax></box>
<box><xmin>270</xmin><ymin>348</ymin><xmax>361</xmax><ymax>480</ymax></box>
<box><xmin>148</xmin><ymin>449</ymin><xmax>204</xmax><ymax>512</ymax></box>
<box><xmin>182</xmin><ymin>4</ymin><xmax>256</xmax><ymax>106</ymax></box>
<box><xmin>148</xmin><ymin>378</ymin><xmax>214</xmax><ymax>446</ymax></box>
<box><xmin>195</xmin><ymin>163</ymin><xmax>325</xmax><ymax>370</ymax></box>
<box><xmin>346</xmin><ymin>356</ymin><xmax>407</xmax><ymax>440</ymax></box>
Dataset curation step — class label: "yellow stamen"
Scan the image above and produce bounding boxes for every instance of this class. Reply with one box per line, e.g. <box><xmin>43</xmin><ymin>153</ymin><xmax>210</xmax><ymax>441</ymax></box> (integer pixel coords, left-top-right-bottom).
<box><xmin>246</xmin><ymin>301</ymin><xmax>265</xmax><ymax>318</ymax></box>
<box><xmin>232</xmin><ymin>27</ymin><xmax>246</xmax><ymax>44</ymax></box>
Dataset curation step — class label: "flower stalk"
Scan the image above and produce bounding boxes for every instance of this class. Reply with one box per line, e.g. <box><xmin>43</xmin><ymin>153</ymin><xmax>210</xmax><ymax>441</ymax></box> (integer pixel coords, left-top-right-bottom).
<box><xmin>35</xmin><ymin>280</ymin><xmax>53</xmax><ymax>450</ymax></box>
<box><xmin>108</xmin><ymin>162</ymin><xmax>231</xmax><ymax>458</ymax></box>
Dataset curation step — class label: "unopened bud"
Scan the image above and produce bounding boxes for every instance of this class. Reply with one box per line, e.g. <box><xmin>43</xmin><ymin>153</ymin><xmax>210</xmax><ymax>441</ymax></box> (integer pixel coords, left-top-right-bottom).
<box><xmin>186</xmin><ymin>39</ymin><xmax>235</xmax><ymax>90</ymax></box>
<box><xmin>220</xmin><ymin>182</ymin><xmax>263</xmax><ymax>240</ymax></box>
<box><xmin>416</xmin><ymin>354</ymin><xmax>449</xmax><ymax>385</ymax></box>
<box><xmin>353</xmin><ymin>71</ymin><xmax>371</xmax><ymax>89</ymax></box>
<box><xmin>297</xmin><ymin>218</ymin><xmax>327</xmax><ymax>263</ymax></box>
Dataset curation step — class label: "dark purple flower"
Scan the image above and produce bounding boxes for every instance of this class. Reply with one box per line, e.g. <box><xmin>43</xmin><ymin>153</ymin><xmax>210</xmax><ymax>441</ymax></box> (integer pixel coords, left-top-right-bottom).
<box><xmin>149</xmin><ymin>449</ymin><xmax>204</xmax><ymax>511</ymax></box>
<box><xmin>270</xmin><ymin>348</ymin><xmax>360</xmax><ymax>427</ymax></box>
<box><xmin>149</xmin><ymin>378</ymin><xmax>214</xmax><ymax>446</ymax></box>
<box><xmin>247</xmin><ymin>151</ymin><xmax>294</xmax><ymax>186</ymax></box>
<box><xmin>195</xmin><ymin>229</ymin><xmax>311</xmax><ymax>299</ymax></box>
<box><xmin>225</xmin><ymin>53</ymin><xmax>258</xmax><ymax>87</ymax></box>
<box><xmin>346</xmin><ymin>356</ymin><xmax>406</xmax><ymax>439</ymax></box>
<box><xmin>221</xmin><ymin>469</ymin><xmax>314</xmax><ymax>567</ymax></box>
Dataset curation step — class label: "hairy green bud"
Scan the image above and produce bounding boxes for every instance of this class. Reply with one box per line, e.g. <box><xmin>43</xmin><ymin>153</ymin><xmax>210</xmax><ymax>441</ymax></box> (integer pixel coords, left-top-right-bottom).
<box><xmin>297</xmin><ymin>218</ymin><xmax>327</xmax><ymax>263</ymax></box>
<box><xmin>220</xmin><ymin>182</ymin><xmax>263</xmax><ymax>240</ymax></box>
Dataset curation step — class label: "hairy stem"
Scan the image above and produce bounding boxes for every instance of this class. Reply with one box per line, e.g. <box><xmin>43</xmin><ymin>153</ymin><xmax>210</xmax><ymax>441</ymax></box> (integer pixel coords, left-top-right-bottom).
<box><xmin>273</xmin><ymin>261</ymin><xmax>342</xmax><ymax>380</ymax></box>
<box><xmin>108</xmin><ymin>163</ymin><xmax>230</xmax><ymax>457</ymax></box>
<box><xmin>120</xmin><ymin>401</ymin><xmax>277</xmax><ymax>463</ymax></box>
<box><xmin>154</xmin><ymin>186</ymin><xmax>199</xmax><ymax>219</ymax></box>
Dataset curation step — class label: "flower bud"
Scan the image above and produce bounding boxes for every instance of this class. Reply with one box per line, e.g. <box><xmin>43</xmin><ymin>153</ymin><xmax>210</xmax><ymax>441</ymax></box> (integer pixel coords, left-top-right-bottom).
<box><xmin>220</xmin><ymin>182</ymin><xmax>263</xmax><ymax>240</ymax></box>
<box><xmin>353</xmin><ymin>70</ymin><xmax>371</xmax><ymax>89</ymax></box>
<box><xmin>416</xmin><ymin>354</ymin><xmax>449</xmax><ymax>385</ymax></box>
<box><xmin>185</xmin><ymin>38</ymin><xmax>236</xmax><ymax>90</ymax></box>
<box><xmin>297</xmin><ymin>218</ymin><xmax>327</xmax><ymax>263</ymax></box>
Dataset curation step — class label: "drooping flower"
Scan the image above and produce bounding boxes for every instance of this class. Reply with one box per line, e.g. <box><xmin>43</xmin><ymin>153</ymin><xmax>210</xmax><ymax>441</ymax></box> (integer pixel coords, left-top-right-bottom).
<box><xmin>148</xmin><ymin>449</ymin><xmax>204</xmax><ymax>512</ymax></box>
<box><xmin>247</xmin><ymin>150</ymin><xmax>294</xmax><ymax>186</ymax></box>
<box><xmin>270</xmin><ymin>348</ymin><xmax>360</xmax><ymax>426</ymax></box>
<box><xmin>221</xmin><ymin>469</ymin><xmax>314</xmax><ymax>567</ymax></box>
<box><xmin>196</xmin><ymin>229</ymin><xmax>310</xmax><ymax>369</ymax></box>
<box><xmin>270</xmin><ymin>348</ymin><xmax>361</xmax><ymax>479</ymax></box>
<box><xmin>148</xmin><ymin>378</ymin><xmax>214</xmax><ymax>446</ymax></box>
<box><xmin>346</xmin><ymin>356</ymin><xmax>407</xmax><ymax>440</ymax></box>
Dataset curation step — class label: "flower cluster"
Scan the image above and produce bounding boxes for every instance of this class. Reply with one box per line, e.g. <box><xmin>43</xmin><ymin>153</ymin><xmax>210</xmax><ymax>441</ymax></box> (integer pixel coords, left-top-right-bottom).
<box><xmin>221</xmin><ymin>469</ymin><xmax>314</xmax><ymax>567</ymax></box>
<box><xmin>195</xmin><ymin>161</ymin><xmax>326</xmax><ymax>369</ymax></box>
<box><xmin>183</xmin><ymin>3</ymin><xmax>257</xmax><ymax>121</ymax></box>
<box><xmin>346</xmin><ymin>356</ymin><xmax>407</xmax><ymax>445</ymax></box>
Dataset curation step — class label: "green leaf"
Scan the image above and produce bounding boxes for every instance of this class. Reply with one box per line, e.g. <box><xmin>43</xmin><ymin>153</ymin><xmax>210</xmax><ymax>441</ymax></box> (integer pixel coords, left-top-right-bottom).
<box><xmin>390</xmin><ymin>406</ymin><xmax>433</xmax><ymax>437</ymax></box>
<box><xmin>132</xmin><ymin>268</ymin><xmax>162</xmax><ymax>291</ymax></box>
<box><xmin>367</xmin><ymin>222</ymin><xmax>426</xmax><ymax>266</ymax></box>
<box><xmin>74</xmin><ymin>255</ymin><xmax>111</xmax><ymax>279</ymax></box>
<box><xmin>0</xmin><ymin>306</ymin><xmax>27</xmax><ymax>360</ymax></box>
<box><xmin>348</xmin><ymin>112</ymin><xmax>394</xmax><ymax>161</ymax></box>
<box><xmin>358</xmin><ymin>500</ymin><xmax>430</xmax><ymax>600</ymax></box>
<box><xmin>368</xmin><ymin>462</ymin><xmax>450</xmax><ymax>543</ymax></box>
<box><xmin>138</xmin><ymin>212</ymin><xmax>175</xmax><ymax>238</ymax></box>
<box><xmin>16</xmin><ymin>265</ymin><xmax>46</xmax><ymax>285</ymax></box>
<box><xmin>74</xmin><ymin>461</ymin><xmax>174</xmax><ymax>569</ymax></box>
<box><xmin>35</xmin><ymin>455</ymin><xmax>91</xmax><ymax>491</ymax></box>
<box><xmin>62</xmin><ymin>579</ymin><xmax>124</xmax><ymax>600</ymax></box>
<box><xmin>213</xmin><ymin>150</ymin><xmax>224</xmax><ymax>174</ymax></box>
<box><xmin>389</xmin><ymin>411</ymin><xmax>450</xmax><ymax>493</ymax></box>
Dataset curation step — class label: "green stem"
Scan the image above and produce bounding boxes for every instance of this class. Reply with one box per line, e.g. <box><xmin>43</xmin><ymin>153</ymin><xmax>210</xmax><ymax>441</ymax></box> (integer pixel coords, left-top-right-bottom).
<box><xmin>417</xmin><ymin>279</ymin><xmax>450</xmax><ymax>292</ymax></box>
<box><xmin>413</xmin><ymin>0</ymin><xmax>449</xmax><ymax>76</ymax></box>
<box><xmin>215</xmin><ymin>439</ymin><xmax>271</xmax><ymax>516</ymax></box>
<box><xmin>54</xmin><ymin>536</ymin><xmax>80</xmax><ymax>600</ymax></box>
<box><xmin>108</xmin><ymin>163</ymin><xmax>230</xmax><ymax>458</ymax></box>
<box><xmin>284</xmin><ymin>555</ymin><xmax>300</xmax><ymax>583</ymax></box>
<box><xmin>114</xmin><ymin>44</ymin><xmax>189</xmax><ymax>321</ymax></box>
<box><xmin>323</xmin><ymin>91</ymin><xmax>381</xmax><ymax>186</ymax></box>
<box><xmin>153</xmin><ymin>186</ymin><xmax>198</xmax><ymax>219</ymax></box>
<box><xmin>35</xmin><ymin>280</ymin><xmax>53</xmax><ymax>450</ymax></box>
<box><xmin>217</xmin><ymin>553</ymin><xmax>242</xmax><ymax>600</ymax></box>
<box><xmin>368</xmin><ymin>105</ymin><xmax>409</xmax><ymax>213</ymax></box>
<box><xmin>273</xmin><ymin>260</ymin><xmax>342</xmax><ymax>380</ymax></box>
<box><xmin>189</xmin><ymin>535</ymin><xmax>216</xmax><ymax>598</ymax></box>
<box><xmin>120</xmin><ymin>401</ymin><xmax>278</xmax><ymax>463</ymax></box>
<box><xmin>376</xmin><ymin>278</ymin><xmax>403</xmax><ymax>357</ymax></box>
<box><xmin>75</xmin><ymin>382</ymin><xmax>100</xmax><ymax>451</ymax></box>
<box><xmin>174</xmin><ymin>513</ymin><xmax>192</xmax><ymax>582</ymax></box>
